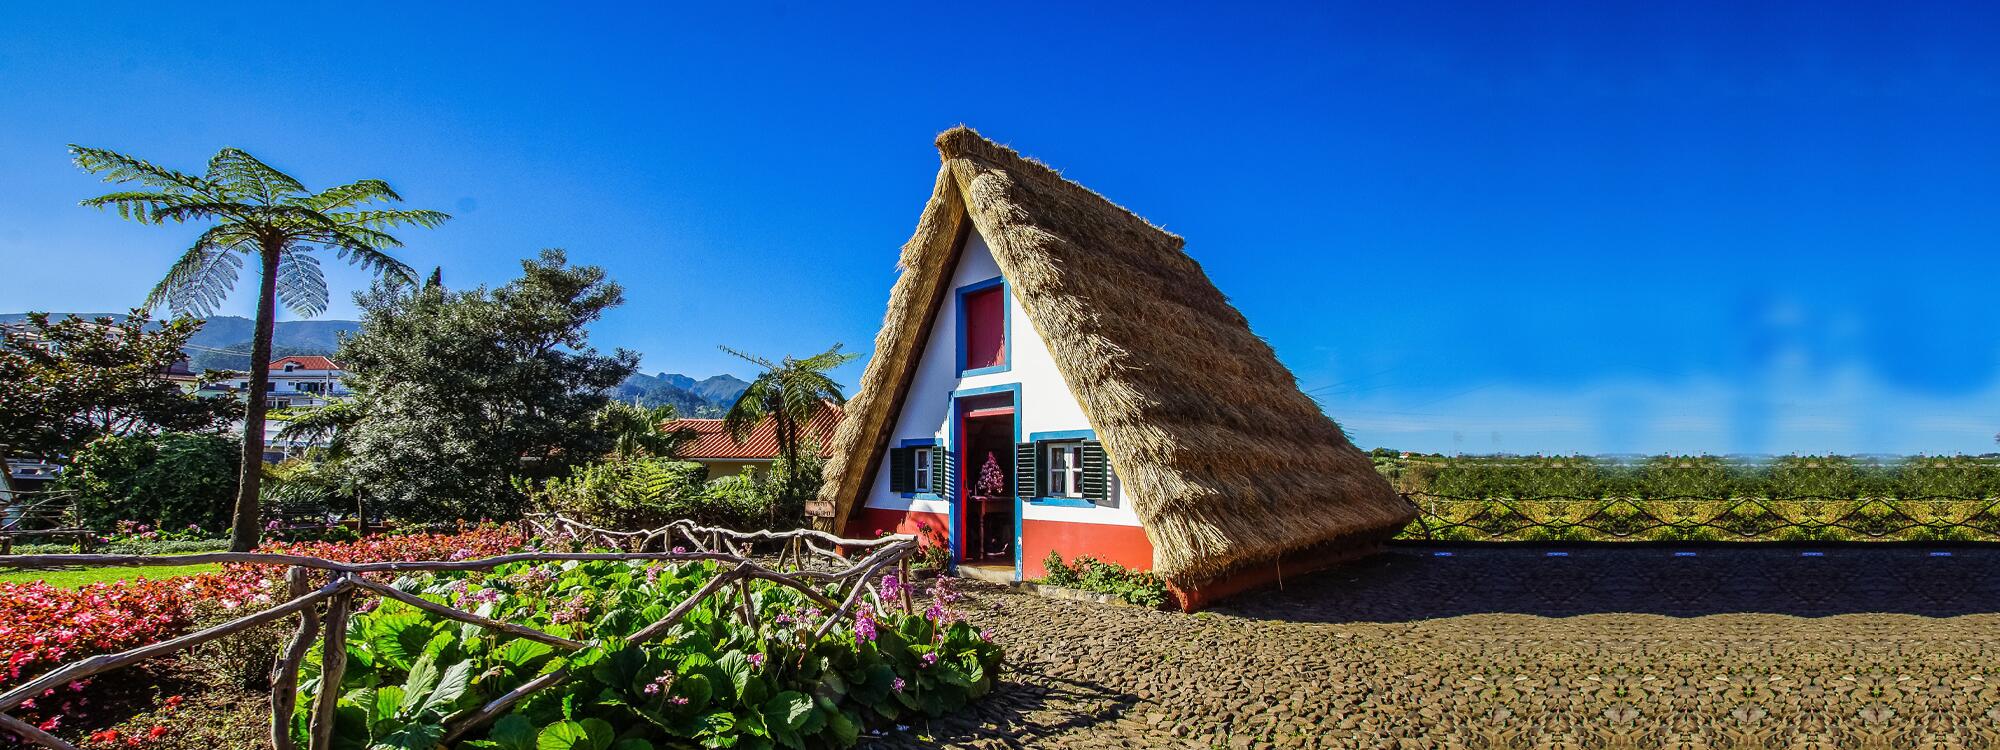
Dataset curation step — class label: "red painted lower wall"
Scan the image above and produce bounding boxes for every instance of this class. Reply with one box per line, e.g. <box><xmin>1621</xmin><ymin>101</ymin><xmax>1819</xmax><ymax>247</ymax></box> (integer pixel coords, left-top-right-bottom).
<box><xmin>1020</xmin><ymin>519</ymin><xmax>1153</xmax><ymax>579</ymax></box>
<box><xmin>846</xmin><ymin>507</ymin><xmax>950</xmax><ymax>547</ymax></box>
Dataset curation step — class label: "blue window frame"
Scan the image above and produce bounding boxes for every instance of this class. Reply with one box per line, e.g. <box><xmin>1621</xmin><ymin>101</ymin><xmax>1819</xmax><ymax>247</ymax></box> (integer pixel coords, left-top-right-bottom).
<box><xmin>955</xmin><ymin>276</ymin><xmax>1012</xmax><ymax>377</ymax></box>
<box><xmin>897</xmin><ymin>437</ymin><xmax>942</xmax><ymax>499</ymax></box>
<box><xmin>1026</xmin><ymin>429</ymin><xmax>1100</xmax><ymax>507</ymax></box>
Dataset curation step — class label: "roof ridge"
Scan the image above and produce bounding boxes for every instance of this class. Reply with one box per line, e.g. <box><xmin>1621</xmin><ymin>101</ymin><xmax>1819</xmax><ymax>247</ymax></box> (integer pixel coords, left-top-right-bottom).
<box><xmin>933</xmin><ymin>125</ymin><xmax>1184</xmax><ymax>247</ymax></box>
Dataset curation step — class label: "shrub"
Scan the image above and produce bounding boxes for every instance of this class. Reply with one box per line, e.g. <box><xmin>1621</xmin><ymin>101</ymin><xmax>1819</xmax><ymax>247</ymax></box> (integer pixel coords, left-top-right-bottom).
<box><xmin>297</xmin><ymin>560</ymin><xmax>1002</xmax><ymax>749</ymax></box>
<box><xmin>1388</xmin><ymin>452</ymin><xmax>2000</xmax><ymax>502</ymax></box>
<box><xmin>60</xmin><ymin>433</ymin><xmax>240</xmax><ymax>532</ymax></box>
<box><xmin>523</xmin><ymin>456</ymin><xmax>711</xmax><ymax>529</ymax></box>
<box><xmin>1037</xmin><ymin>553</ymin><xmax>1169</xmax><ymax>608</ymax></box>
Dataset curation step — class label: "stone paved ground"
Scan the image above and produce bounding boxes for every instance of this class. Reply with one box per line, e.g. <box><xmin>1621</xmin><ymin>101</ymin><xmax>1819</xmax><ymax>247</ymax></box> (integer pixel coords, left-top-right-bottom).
<box><xmin>867</xmin><ymin>545</ymin><xmax>2000</xmax><ymax>749</ymax></box>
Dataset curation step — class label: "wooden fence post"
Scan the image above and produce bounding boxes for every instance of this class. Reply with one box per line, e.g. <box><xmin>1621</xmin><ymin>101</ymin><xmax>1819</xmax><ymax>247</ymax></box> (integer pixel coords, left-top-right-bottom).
<box><xmin>899</xmin><ymin>558</ymin><xmax>914</xmax><ymax>617</ymax></box>
<box><xmin>308</xmin><ymin>579</ymin><xmax>355</xmax><ymax>750</ymax></box>
<box><xmin>270</xmin><ymin>567</ymin><xmax>317</xmax><ymax>750</ymax></box>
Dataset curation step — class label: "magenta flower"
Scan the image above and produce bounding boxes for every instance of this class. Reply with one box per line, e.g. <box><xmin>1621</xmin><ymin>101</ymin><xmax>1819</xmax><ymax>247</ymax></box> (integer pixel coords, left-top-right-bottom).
<box><xmin>748</xmin><ymin>653</ymin><xmax>766</xmax><ymax>668</ymax></box>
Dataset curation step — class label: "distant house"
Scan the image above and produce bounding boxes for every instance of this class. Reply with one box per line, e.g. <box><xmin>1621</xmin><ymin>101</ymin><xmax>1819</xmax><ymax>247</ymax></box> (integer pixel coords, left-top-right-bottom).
<box><xmin>814</xmin><ymin>128</ymin><xmax>1414</xmax><ymax>609</ymax></box>
<box><xmin>664</xmin><ymin>402</ymin><xmax>845</xmax><ymax>479</ymax></box>
<box><xmin>225</xmin><ymin>355</ymin><xmax>350</xmax><ymax>409</ymax></box>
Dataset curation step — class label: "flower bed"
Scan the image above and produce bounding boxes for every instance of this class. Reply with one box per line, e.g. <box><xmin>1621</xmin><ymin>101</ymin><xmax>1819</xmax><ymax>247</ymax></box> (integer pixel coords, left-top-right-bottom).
<box><xmin>0</xmin><ymin>525</ymin><xmax>526</xmax><ymax>737</ymax></box>
<box><xmin>1037</xmin><ymin>552</ymin><xmax>1168</xmax><ymax>608</ymax></box>
<box><xmin>298</xmin><ymin>561</ymin><xmax>1001</xmax><ymax>750</ymax></box>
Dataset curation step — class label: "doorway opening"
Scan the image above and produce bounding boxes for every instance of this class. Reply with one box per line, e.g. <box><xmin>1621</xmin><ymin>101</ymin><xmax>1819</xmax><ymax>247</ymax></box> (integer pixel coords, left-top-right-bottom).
<box><xmin>957</xmin><ymin>395</ymin><xmax>1016</xmax><ymax>574</ymax></box>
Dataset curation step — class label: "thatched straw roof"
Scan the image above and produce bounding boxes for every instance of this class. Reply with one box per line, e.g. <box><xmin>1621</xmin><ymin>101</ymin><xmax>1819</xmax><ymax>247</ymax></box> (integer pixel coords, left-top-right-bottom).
<box><xmin>815</xmin><ymin>126</ymin><xmax>1414</xmax><ymax>592</ymax></box>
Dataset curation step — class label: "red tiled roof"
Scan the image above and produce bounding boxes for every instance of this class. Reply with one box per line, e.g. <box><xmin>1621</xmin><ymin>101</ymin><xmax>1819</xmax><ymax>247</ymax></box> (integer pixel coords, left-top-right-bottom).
<box><xmin>666</xmin><ymin>402</ymin><xmax>845</xmax><ymax>460</ymax></box>
<box><xmin>273</xmin><ymin>355</ymin><xmax>340</xmax><ymax>370</ymax></box>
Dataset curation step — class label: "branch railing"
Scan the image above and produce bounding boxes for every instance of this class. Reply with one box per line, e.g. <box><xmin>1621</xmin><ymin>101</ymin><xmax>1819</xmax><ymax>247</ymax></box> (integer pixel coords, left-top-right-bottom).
<box><xmin>0</xmin><ymin>490</ymin><xmax>90</xmax><ymax>554</ymax></box>
<box><xmin>0</xmin><ymin>517</ymin><xmax>917</xmax><ymax>750</ymax></box>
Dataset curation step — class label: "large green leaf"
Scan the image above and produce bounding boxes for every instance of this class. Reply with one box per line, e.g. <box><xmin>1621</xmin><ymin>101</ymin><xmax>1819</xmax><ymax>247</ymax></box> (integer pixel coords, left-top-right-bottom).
<box><xmin>400</xmin><ymin>655</ymin><xmax>440</xmax><ymax>714</ymax></box>
<box><xmin>764</xmin><ymin>691</ymin><xmax>813</xmax><ymax>732</ymax></box>
<box><xmin>423</xmin><ymin>660</ymin><xmax>475</xmax><ymax>713</ymax></box>
<box><xmin>536</xmin><ymin>721</ymin><xmax>589</xmax><ymax>750</ymax></box>
<box><xmin>716</xmin><ymin>651</ymin><xmax>752</xmax><ymax>700</ymax></box>
<box><xmin>369</xmin><ymin>721</ymin><xmax>444</xmax><ymax>750</ymax></box>
<box><xmin>496</xmin><ymin>639</ymin><xmax>557</xmax><ymax>671</ymax></box>
<box><xmin>488</xmin><ymin>714</ymin><xmax>538</xmax><ymax>750</ymax></box>
<box><xmin>370</xmin><ymin>686</ymin><xmax>404</xmax><ymax>726</ymax></box>
<box><xmin>826</xmin><ymin>709</ymin><xmax>861</xmax><ymax>748</ymax></box>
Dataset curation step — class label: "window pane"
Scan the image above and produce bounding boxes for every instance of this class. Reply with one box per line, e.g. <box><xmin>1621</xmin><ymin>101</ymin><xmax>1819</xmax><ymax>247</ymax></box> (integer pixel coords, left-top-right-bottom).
<box><xmin>962</xmin><ymin>286</ymin><xmax>1006</xmax><ymax>370</ymax></box>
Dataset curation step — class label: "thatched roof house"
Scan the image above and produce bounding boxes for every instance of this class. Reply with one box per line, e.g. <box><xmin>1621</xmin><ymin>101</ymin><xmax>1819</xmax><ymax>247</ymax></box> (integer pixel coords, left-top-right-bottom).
<box><xmin>813</xmin><ymin>127</ymin><xmax>1413</xmax><ymax>609</ymax></box>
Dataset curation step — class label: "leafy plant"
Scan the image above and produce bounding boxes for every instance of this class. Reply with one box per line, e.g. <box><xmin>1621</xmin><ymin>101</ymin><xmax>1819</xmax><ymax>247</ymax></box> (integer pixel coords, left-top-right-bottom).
<box><xmin>61</xmin><ymin>432</ymin><xmax>240</xmax><ymax>532</ymax></box>
<box><xmin>1037</xmin><ymin>552</ymin><xmax>1168</xmax><ymax>608</ymax></box>
<box><xmin>718</xmin><ymin>344</ymin><xmax>859</xmax><ymax>519</ymax></box>
<box><xmin>299</xmin><ymin>557</ymin><xmax>1003</xmax><ymax>750</ymax></box>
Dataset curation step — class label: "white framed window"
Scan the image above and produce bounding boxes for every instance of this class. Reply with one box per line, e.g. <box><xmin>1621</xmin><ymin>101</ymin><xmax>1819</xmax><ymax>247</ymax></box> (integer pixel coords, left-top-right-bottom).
<box><xmin>913</xmin><ymin>448</ymin><xmax>933</xmax><ymax>493</ymax></box>
<box><xmin>1045</xmin><ymin>442</ymin><xmax>1084</xmax><ymax>498</ymax></box>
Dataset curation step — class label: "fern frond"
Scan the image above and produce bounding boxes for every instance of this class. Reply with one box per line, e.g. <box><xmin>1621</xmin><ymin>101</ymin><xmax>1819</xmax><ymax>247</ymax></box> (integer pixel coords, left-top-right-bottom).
<box><xmin>143</xmin><ymin>227</ymin><xmax>247</xmax><ymax>317</ymax></box>
<box><xmin>296</xmin><ymin>179</ymin><xmax>401</xmax><ymax>211</ymax></box>
<box><xmin>276</xmin><ymin>247</ymin><xmax>329</xmax><ymax>317</ymax></box>
<box><xmin>207</xmin><ymin>147</ymin><xmax>306</xmax><ymax>202</ymax></box>
<box><xmin>69</xmin><ymin>145</ymin><xmax>219</xmax><ymax>196</ymax></box>
<box><xmin>333</xmin><ymin>208</ymin><xmax>452</xmax><ymax>231</ymax></box>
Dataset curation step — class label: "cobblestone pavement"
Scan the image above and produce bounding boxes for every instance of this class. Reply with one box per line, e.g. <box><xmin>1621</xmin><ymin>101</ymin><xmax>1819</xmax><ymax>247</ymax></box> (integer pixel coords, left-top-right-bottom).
<box><xmin>867</xmin><ymin>545</ymin><xmax>2000</xmax><ymax>749</ymax></box>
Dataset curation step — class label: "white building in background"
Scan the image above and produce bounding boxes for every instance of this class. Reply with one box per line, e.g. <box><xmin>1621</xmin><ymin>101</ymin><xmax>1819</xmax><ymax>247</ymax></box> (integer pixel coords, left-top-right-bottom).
<box><xmin>225</xmin><ymin>356</ymin><xmax>351</xmax><ymax>409</ymax></box>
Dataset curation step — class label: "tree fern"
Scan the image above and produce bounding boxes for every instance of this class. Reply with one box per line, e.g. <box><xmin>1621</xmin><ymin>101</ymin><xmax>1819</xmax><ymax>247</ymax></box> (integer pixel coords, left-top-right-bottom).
<box><xmin>72</xmin><ymin>144</ymin><xmax>447</xmax><ymax>551</ymax></box>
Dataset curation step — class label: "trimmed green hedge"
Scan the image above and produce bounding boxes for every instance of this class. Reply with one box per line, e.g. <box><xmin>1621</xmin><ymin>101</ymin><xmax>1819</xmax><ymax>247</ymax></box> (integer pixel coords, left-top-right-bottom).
<box><xmin>1399</xmin><ymin>495</ymin><xmax>2000</xmax><ymax>542</ymax></box>
<box><xmin>1376</xmin><ymin>453</ymin><xmax>2000</xmax><ymax>541</ymax></box>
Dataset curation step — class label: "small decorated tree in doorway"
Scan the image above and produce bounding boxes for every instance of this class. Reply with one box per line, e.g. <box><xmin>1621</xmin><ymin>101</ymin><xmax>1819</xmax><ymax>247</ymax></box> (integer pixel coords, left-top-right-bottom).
<box><xmin>976</xmin><ymin>452</ymin><xmax>1008</xmax><ymax>498</ymax></box>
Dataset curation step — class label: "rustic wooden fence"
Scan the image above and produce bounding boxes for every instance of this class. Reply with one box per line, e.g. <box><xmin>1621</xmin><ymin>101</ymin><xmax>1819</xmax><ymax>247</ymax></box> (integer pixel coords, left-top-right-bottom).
<box><xmin>0</xmin><ymin>517</ymin><xmax>917</xmax><ymax>750</ymax></box>
<box><xmin>0</xmin><ymin>489</ymin><xmax>93</xmax><ymax>554</ymax></box>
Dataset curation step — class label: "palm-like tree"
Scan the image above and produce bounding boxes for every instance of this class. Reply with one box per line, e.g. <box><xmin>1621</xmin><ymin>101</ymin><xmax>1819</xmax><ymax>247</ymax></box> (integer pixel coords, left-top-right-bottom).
<box><xmin>721</xmin><ymin>344</ymin><xmax>860</xmax><ymax>510</ymax></box>
<box><xmin>593</xmin><ymin>401</ymin><xmax>694</xmax><ymax>460</ymax></box>
<box><xmin>71</xmin><ymin>146</ymin><xmax>448</xmax><ymax>551</ymax></box>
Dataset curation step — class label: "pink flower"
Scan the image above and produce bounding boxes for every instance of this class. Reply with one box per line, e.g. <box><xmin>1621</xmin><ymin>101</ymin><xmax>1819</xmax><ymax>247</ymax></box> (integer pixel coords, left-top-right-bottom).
<box><xmin>748</xmin><ymin>653</ymin><xmax>765</xmax><ymax>668</ymax></box>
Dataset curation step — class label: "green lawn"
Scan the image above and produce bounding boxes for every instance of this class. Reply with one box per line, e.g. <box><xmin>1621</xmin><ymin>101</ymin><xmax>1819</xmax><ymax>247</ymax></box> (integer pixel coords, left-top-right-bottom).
<box><xmin>0</xmin><ymin>561</ymin><xmax>222</xmax><ymax>587</ymax></box>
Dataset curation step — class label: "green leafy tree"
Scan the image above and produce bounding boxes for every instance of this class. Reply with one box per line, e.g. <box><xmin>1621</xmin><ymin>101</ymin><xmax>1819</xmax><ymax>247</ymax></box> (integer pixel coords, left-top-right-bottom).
<box><xmin>59</xmin><ymin>432</ymin><xmax>240</xmax><ymax>531</ymax></box>
<box><xmin>337</xmin><ymin>250</ymin><xmax>639</xmax><ymax>522</ymax></box>
<box><xmin>71</xmin><ymin>146</ymin><xmax>447</xmax><ymax>551</ymax></box>
<box><xmin>719</xmin><ymin>344</ymin><xmax>858</xmax><ymax>519</ymax></box>
<box><xmin>0</xmin><ymin>311</ymin><xmax>238</xmax><ymax>459</ymax></box>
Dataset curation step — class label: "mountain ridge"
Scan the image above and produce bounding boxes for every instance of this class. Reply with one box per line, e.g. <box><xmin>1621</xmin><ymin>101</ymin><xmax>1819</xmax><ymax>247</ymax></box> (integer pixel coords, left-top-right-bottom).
<box><xmin>1</xmin><ymin>312</ymin><xmax>750</xmax><ymax>416</ymax></box>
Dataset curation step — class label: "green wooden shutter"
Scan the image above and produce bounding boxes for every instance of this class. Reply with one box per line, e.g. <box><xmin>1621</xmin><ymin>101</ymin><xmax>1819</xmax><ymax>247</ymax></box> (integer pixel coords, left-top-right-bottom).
<box><xmin>1081</xmin><ymin>441</ymin><xmax>1111</xmax><ymax>506</ymax></box>
<box><xmin>930</xmin><ymin>445</ymin><xmax>947</xmax><ymax>495</ymax></box>
<box><xmin>940</xmin><ymin>447</ymin><xmax>957</xmax><ymax>500</ymax></box>
<box><xmin>888</xmin><ymin>447</ymin><xmax>912</xmax><ymax>493</ymax></box>
<box><xmin>1015</xmin><ymin>442</ymin><xmax>1038</xmax><ymax>499</ymax></box>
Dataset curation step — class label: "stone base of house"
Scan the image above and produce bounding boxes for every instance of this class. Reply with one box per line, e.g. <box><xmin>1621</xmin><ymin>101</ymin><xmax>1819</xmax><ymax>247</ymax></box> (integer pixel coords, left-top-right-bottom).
<box><xmin>1013</xmin><ymin>581</ymin><xmax>1159</xmax><ymax>609</ymax></box>
<box><xmin>1166</xmin><ymin>531</ymin><xmax>1400</xmax><ymax>612</ymax></box>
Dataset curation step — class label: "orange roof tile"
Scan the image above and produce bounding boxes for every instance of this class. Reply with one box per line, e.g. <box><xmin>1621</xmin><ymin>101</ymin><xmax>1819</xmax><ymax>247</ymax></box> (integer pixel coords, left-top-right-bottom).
<box><xmin>666</xmin><ymin>402</ymin><xmax>844</xmax><ymax>460</ymax></box>
<box><xmin>272</xmin><ymin>355</ymin><xmax>340</xmax><ymax>370</ymax></box>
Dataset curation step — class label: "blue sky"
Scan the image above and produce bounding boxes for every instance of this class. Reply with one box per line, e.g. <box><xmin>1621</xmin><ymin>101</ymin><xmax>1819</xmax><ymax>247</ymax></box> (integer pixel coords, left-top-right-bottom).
<box><xmin>4</xmin><ymin>1</ymin><xmax>2000</xmax><ymax>455</ymax></box>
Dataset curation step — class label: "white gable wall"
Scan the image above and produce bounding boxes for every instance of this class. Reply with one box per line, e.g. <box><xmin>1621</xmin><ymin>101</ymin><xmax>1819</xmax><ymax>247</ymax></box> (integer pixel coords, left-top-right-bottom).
<box><xmin>862</xmin><ymin>226</ymin><xmax>1138</xmax><ymax>526</ymax></box>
